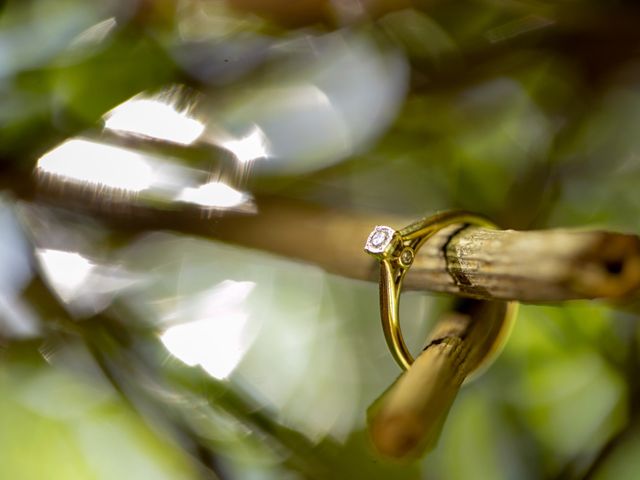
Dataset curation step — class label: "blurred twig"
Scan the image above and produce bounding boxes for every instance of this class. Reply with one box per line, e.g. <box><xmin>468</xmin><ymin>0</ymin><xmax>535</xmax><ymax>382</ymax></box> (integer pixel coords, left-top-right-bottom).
<box><xmin>20</xmin><ymin>187</ymin><xmax>640</xmax><ymax>302</ymax></box>
<box><xmin>368</xmin><ymin>301</ymin><xmax>509</xmax><ymax>458</ymax></box>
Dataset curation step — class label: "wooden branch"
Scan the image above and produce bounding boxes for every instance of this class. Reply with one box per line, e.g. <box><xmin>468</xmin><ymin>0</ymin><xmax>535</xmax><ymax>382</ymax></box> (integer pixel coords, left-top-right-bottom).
<box><xmin>208</xmin><ymin>197</ymin><xmax>640</xmax><ymax>302</ymax></box>
<box><xmin>27</xmin><ymin>191</ymin><xmax>640</xmax><ymax>302</ymax></box>
<box><xmin>23</xmin><ymin>174</ymin><xmax>640</xmax><ymax>462</ymax></box>
<box><xmin>367</xmin><ymin>301</ymin><xmax>508</xmax><ymax>459</ymax></box>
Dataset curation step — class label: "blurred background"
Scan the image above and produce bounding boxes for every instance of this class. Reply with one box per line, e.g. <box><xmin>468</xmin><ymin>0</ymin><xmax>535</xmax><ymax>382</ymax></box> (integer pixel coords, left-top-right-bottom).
<box><xmin>2</xmin><ymin>0</ymin><xmax>640</xmax><ymax>478</ymax></box>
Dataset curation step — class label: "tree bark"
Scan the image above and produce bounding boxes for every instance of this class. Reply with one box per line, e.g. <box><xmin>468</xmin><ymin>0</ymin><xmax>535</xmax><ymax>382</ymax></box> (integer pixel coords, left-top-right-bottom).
<box><xmin>208</xmin><ymin>197</ymin><xmax>640</xmax><ymax>302</ymax></box>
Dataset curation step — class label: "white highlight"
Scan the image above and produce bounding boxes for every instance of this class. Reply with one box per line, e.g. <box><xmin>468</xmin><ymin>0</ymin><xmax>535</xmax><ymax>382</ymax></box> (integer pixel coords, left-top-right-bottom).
<box><xmin>36</xmin><ymin>249</ymin><xmax>95</xmax><ymax>304</ymax></box>
<box><xmin>160</xmin><ymin>281</ymin><xmax>256</xmax><ymax>379</ymax></box>
<box><xmin>37</xmin><ymin>139</ymin><xmax>155</xmax><ymax>192</ymax></box>
<box><xmin>105</xmin><ymin>98</ymin><xmax>205</xmax><ymax>145</ymax></box>
<box><xmin>175</xmin><ymin>181</ymin><xmax>248</xmax><ymax>208</ymax></box>
<box><xmin>220</xmin><ymin>125</ymin><xmax>270</xmax><ymax>163</ymax></box>
<box><xmin>71</xmin><ymin>17</ymin><xmax>117</xmax><ymax>47</ymax></box>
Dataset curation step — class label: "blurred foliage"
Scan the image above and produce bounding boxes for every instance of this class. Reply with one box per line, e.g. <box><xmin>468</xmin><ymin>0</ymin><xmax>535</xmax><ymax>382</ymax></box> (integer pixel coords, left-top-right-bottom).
<box><xmin>2</xmin><ymin>0</ymin><xmax>640</xmax><ymax>479</ymax></box>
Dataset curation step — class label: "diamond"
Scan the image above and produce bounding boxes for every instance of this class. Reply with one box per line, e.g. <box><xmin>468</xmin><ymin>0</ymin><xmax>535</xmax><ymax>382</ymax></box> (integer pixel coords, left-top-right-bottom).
<box><xmin>371</xmin><ymin>230</ymin><xmax>389</xmax><ymax>247</ymax></box>
<box><xmin>399</xmin><ymin>248</ymin><xmax>414</xmax><ymax>267</ymax></box>
<box><xmin>365</xmin><ymin>225</ymin><xmax>396</xmax><ymax>255</ymax></box>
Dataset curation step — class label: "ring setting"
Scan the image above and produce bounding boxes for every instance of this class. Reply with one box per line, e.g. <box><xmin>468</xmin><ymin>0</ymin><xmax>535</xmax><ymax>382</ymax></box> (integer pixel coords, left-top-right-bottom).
<box><xmin>365</xmin><ymin>211</ymin><xmax>517</xmax><ymax>373</ymax></box>
<box><xmin>365</xmin><ymin>226</ymin><xmax>398</xmax><ymax>256</ymax></box>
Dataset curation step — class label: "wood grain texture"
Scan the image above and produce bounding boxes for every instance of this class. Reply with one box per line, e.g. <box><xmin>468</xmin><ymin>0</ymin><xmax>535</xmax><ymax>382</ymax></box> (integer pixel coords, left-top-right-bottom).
<box><xmin>406</xmin><ymin>224</ymin><xmax>640</xmax><ymax>301</ymax></box>
<box><xmin>209</xmin><ymin>197</ymin><xmax>640</xmax><ymax>301</ymax></box>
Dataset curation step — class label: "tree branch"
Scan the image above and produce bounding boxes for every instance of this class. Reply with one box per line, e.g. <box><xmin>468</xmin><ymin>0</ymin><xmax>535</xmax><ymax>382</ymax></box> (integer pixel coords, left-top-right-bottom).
<box><xmin>367</xmin><ymin>301</ymin><xmax>507</xmax><ymax>458</ymax></box>
<box><xmin>28</xmin><ymin>192</ymin><xmax>640</xmax><ymax>302</ymax></box>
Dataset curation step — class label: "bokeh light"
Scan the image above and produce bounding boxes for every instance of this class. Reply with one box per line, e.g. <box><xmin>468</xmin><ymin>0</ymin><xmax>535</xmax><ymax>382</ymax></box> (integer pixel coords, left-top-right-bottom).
<box><xmin>3</xmin><ymin>0</ymin><xmax>640</xmax><ymax>479</ymax></box>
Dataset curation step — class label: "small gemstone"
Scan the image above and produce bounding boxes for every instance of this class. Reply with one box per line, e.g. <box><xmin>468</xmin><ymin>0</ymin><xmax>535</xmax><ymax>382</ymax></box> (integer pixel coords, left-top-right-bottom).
<box><xmin>365</xmin><ymin>225</ymin><xmax>396</xmax><ymax>254</ymax></box>
<box><xmin>370</xmin><ymin>230</ymin><xmax>389</xmax><ymax>247</ymax></box>
<box><xmin>400</xmin><ymin>248</ymin><xmax>414</xmax><ymax>266</ymax></box>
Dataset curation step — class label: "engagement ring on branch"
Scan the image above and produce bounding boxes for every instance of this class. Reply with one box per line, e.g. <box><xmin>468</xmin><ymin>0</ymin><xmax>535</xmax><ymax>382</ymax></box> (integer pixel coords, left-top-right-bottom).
<box><xmin>364</xmin><ymin>211</ymin><xmax>519</xmax><ymax>373</ymax></box>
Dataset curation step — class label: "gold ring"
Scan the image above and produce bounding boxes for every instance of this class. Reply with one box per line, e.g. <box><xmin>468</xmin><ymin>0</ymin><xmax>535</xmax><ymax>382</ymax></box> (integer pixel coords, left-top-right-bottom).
<box><xmin>364</xmin><ymin>211</ymin><xmax>518</xmax><ymax>372</ymax></box>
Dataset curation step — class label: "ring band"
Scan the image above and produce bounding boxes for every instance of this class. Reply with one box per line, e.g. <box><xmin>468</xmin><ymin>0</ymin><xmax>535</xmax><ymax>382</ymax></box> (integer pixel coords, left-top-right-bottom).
<box><xmin>364</xmin><ymin>211</ymin><xmax>518</xmax><ymax>372</ymax></box>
